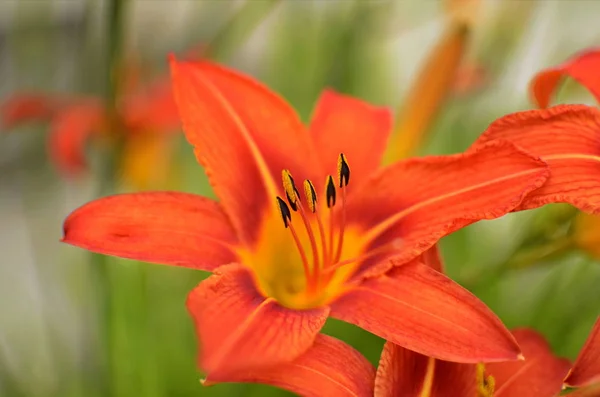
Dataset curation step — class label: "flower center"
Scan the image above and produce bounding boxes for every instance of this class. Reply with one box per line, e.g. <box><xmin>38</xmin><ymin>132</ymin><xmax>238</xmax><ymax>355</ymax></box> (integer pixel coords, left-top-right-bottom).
<box><xmin>237</xmin><ymin>153</ymin><xmax>396</xmax><ymax>310</ymax></box>
<box><xmin>270</xmin><ymin>154</ymin><xmax>359</xmax><ymax>308</ymax></box>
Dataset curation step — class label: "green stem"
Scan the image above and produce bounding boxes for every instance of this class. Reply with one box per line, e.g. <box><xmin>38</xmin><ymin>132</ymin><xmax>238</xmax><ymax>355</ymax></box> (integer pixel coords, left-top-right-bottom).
<box><xmin>91</xmin><ymin>0</ymin><xmax>128</xmax><ymax>395</ymax></box>
<box><xmin>106</xmin><ymin>0</ymin><xmax>126</xmax><ymax>106</ymax></box>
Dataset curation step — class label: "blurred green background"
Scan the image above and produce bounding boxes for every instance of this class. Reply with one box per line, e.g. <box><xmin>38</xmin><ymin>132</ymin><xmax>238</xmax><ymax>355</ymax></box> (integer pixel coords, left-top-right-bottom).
<box><xmin>1</xmin><ymin>1</ymin><xmax>600</xmax><ymax>396</ymax></box>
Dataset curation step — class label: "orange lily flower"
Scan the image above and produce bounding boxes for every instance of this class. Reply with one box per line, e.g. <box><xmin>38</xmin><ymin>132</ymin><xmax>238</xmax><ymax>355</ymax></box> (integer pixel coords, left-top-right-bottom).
<box><xmin>375</xmin><ymin>328</ymin><xmax>571</xmax><ymax>397</ymax></box>
<box><xmin>61</xmin><ymin>58</ymin><xmax>556</xmax><ymax>378</ymax></box>
<box><xmin>219</xmin><ymin>321</ymin><xmax>600</xmax><ymax>396</ymax></box>
<box><xmin>0</xmin><ymin>62</ymin><xmax>180</xmax><ymax>189</ymax></box>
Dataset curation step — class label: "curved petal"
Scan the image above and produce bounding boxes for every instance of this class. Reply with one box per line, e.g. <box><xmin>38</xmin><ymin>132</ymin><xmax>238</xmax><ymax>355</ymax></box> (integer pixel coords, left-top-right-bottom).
<box><xmin>486</xmin><ymin>329</ymin><xmax>570</xmax><ymax>397</ymax></box>
<box><xmin>62</xmin><ymin>192</ymin><xmax>239</xmax><ymax>271</ymax></box>
<box><xmin>473</xmin><ymin>105</ymin><xmax>600</xmax><ymax>214</ymax></box>
<box><xmin>419</xmin><ymin>245</ymin><xmax>444</xmax><ymax>273</ymax></box>
<box><xmin>0</xmin><ymin>93</ymin><xmax>61</xmax><ymax>129</ymax></box>
<box><xmin>384</xmin><ymin>23</ymin><xmax>470</xmax><ymax>162</ymax></box>
<box><xmin>170</xmin><ymin>57</ymin><xmax>322</xmax><ymax>246</ymax></box>
<box><xmin>348</xmin><ymin>140</ymin><xmax>549</xmax><ymax>278</ymax></box>
<box><xmin>531</xmin><ymin>48</ymin><xmax>600</xmax><ymax>108</ymax></box>
<box><xmin>208</xmin><ymin>334</ymin><xmax>375</xmax><ymax>397</ymax></box>
<box><xmin>188</xmin><ymin>264</ymin><xmax>329</xmax><ymax>379</ymax></box>
<box><xmin>48</xmin><ymin>101</ymin><xmax>105</xmax><ymax>176</ymax></box>
<box><xmin>331</xmin><ymin>261</ymin><xmax>521</xmax><ymax>363</ymax></box>
<box><xmin>375</xmin><ymin>342</ymin><xmax>477</xmax><ymax>397</ymax></box>
<box><xmin>565</xmin><ymin>317</ymin><xmax>600</xmax><ymax>388</ymax></box>
<box><xmin>309</xmin><ymin>89</ymin><xmax>392</xmax><ymax>192</ymax></box>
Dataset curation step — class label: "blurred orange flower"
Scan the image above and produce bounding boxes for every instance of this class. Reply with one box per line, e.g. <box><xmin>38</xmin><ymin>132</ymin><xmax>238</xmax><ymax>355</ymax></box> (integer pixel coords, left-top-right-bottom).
<box><xmin>61</xmin><ymin>58</ymin><xmax>564</xmax><ymax>379</ymax></box>
<box><xmin>384</xmin><ymin>0</ymin><xmax>483</xmax><ymax>162</ymax></box>
<box><xmin>0</xmin><ymin>60</ymin><xmax>180</xmax><ymax>189</ymax></box>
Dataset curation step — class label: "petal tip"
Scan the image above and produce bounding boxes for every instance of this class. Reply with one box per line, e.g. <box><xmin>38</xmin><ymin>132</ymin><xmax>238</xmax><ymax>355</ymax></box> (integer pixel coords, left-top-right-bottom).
<box><xmin>200</xmin><ymin>377</ymin><xmax>215</xmax><ymax>387</ymax></box>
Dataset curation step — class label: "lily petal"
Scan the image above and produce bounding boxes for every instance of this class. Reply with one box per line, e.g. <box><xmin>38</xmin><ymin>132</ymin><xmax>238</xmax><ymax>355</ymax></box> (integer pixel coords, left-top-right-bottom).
<box><xmin>375</xmin><ymin>342</ymin><xmax>477</xmax><ymax>397</ymax></box>
<box><xmin>330</xmin><ymin>261</ymin><xmax>521</xmax><ymax>363</ymax></box>
<box><xmin>47</xmin><ymin>101</ymin><xmax>104</xmax><ymax>176</ymax></box>
<box><xmin>565</xmin><ymin>317</ymin><xmax>600</xmax><ymax>388</ymax></box>
<box><xmin>208</xmin><ymin>334</ymin><xmax>375</xmax><ymax>397</ymax></box>
<box><xmin>348</xmin><ymin>140</ymin><xmax>549</xmax><ymax>278</ymax></box>
<box><xmin>62</xmin><ymin>192</ymin><xmax>239</xmax><ymax>270</ymax></box>
<box><xmin>1</xmin><ymin>93</ymin><xmax>60</xmax><ymax>129</ymax></box>
<box><xmin>170</xmin><ymin>57</ymin><xmax>321</xmax><ymax>246</ymax></box>
<box><xmin>531</xmin><ymin>48</ymin><xmax>600</xmax><ymax>108</ymax></box>
<box><xmin>187</xmin><ymin>264</ymin><xmax>329</xmax><ymax>379</ymax></box>
<box><xmin>309</xmin><ymin>89</ymin><xmax>392</xmax><ymax>192</ymax></box>
<box><xmin>486</xmin><ymin>329</ymin><xmax>570</xmax><ymax>397</ymax></box>
<box><xmin>473</xmin><ymin>105</ymin><xmax>600</xmax><ymax>214</ymax></box>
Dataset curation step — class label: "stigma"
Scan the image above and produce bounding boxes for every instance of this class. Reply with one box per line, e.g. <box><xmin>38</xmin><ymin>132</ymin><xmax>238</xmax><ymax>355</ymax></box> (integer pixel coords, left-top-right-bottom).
<box><xmin>275</xmin><ymin>153</ymin><xmax>351</xmax><ymax>293</ymax></box>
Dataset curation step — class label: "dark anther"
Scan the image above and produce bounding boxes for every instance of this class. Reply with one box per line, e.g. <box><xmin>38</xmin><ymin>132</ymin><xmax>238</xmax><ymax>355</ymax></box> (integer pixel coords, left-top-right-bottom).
<box><xmin>276</xmin><ymin>196</ymin><xmax>292</xmax><ymax>228</ymax></box>
<box><xmin>303</xmin><ymin>180</ymin><xmax>317</xmax><ymax>213</ymax></box>
<box><xmin>337</xmin><ymin>153</ymin><xmax>350</xmax><ymax>188</ymax></box>
<box><xmin>326</xmin><ymin>175</ymin><xmax>336</xmax><ymax>208</ymax></box>
<box><xmin>282</xmin><ymin>170</ymin><xmax>301</xmax><ymax>211</ymax></box>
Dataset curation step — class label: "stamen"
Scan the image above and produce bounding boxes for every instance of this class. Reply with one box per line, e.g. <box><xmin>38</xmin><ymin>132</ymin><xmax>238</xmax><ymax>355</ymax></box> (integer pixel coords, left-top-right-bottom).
<box><xmin>296</xmin><ymin>201</ymin><xmax>321</xmax><ymax>274</ymax></box>
<box><xmin>276</xmin><ymin>196</ymin><xmax>312</xmax><ymax>288</ymax></box>
<box><xmin>337</xmin><ymin>153</ymin><xmax>350</xmax><ymax>188</ymax></box>
<box><xmin>326</xmin><ymin>175</ymin><xmax>336</xmax><ymax>208</ymax></box>
<box><xmin>333</xmin><ymin>154</ymin><xmax>349</xmax><ymax>263</ymax></box>
<box><xmin>276</xmin><ymin>196</ymin><xmax>292</xmax><ymax>228</ymax></box>
<box><xmin>304</xmin><ymin>179</ymin><xmax>329</xmax><ymax>268</ymax></box>
<box><xmin>325</xmin><ymin>175</ymin><xmax>336</xmax><ymax>266</ymax></box>
<box><xmin>282</xmin><ymin>169</ymin><xmax>300</xmax><ymax>211</ymax></box>
<box><xmin>303</xmin><ymin>180</ymin><xmax>317</xmax><ymax>213</ymax></box>
<box><xmin>333</xmin><ymin>185</ymin><xmax>346</xmax><ymax>263</ymax></box>
<box><xmin>282</xmin><ymin>170</ymin><xmax>321</xmax><ymax>280</ymax></box>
